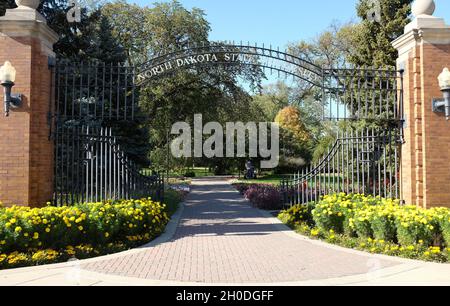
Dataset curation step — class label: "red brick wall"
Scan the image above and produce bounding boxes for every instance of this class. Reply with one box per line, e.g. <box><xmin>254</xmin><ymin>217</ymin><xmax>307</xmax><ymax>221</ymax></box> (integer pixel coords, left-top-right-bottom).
<box><xmin>0</xmin><ymin>35</ymin><xmax>54</xmax><ymax>207</ymax></box>
<box><xmin>401</xmin><ymin>42</ymin><xmax>450</xmax><ymax>208</ymax></box>
<box><xmin>420</xmin><ymin>44</ymin><xmax>450</xmax><ymax>208</ymax></box>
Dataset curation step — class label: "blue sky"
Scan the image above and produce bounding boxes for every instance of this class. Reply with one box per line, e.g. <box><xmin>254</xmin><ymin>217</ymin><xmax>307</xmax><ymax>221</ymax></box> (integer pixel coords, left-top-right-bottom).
<box><xmin>127</xmin><ymin>0</ymin><xmax>450</xmax><ymax>49</ymax></box>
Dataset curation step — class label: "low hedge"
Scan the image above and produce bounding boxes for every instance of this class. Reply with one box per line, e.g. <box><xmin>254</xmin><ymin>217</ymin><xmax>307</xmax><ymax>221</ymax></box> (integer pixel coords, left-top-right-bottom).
<box><xmin>279</xmin><ymin>193</ymin><xmax>450</xmax><ymax>262</ymax></box>
<box><xmin>0</xmin><ymin>198</ymin><xmax>170</xmax><ymax>269</ymax></box>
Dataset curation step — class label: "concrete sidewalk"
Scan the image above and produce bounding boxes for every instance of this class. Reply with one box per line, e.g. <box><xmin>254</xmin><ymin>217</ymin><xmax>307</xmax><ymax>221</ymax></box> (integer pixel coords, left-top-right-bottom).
<box><xmin>0</xmin><ymin>178</ymin><xmax>449</xmax><ymax>286</ymax></box>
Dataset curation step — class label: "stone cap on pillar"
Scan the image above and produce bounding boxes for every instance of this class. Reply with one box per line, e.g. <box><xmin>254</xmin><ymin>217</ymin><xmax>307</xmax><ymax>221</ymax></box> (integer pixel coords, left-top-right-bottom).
<box><xmin>3</xmin><ymin>0</ymin><xmax>46</xmax><ymax>23</ymax></box>
<box><xmin>0</xmin><ymin>0</ymin><xmax>59</xmax><ymax>56</ymax></box>
<box><xmin>393</xmin><ymin>0</ymin><xmax>450</xmax><ymax>58</ymax></box>
<box><xmin>405</xmin><ymin>0</ymin><xmax>448</xmax><ymax>33</ymax></box>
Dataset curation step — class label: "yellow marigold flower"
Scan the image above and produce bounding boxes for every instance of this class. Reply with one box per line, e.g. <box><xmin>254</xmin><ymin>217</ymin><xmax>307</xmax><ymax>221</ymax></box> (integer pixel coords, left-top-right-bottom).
<box><xmin>45</xmin><ymin>227</ymin><xmax>51</xmax><ymax>233</ymax></box>
<box><xmin>0</xmin><ymin>240</ymin><xmax>6</xmax><ymax>245</ymax></box>
<box><xmin>10</xmin><ymin>218</ymin><xmax>16</xmax><ymax>224</ymax></box>
<box><xmin>33</xmin><ymin>232</ymin><xmax>39</xmax><ymax>240</ymax></box>
<box><xmin>431</xmin><ymin>248</ymin><xmax>441</xmax><ymax>254</ymax></box>
<box><xmin>105</xmin><ymin>232</ymin><xmax>110</xmax><ymax>238</ymax></box>
<box><xmin>14</xmin><ymin>226</ymin><xmax>22</xmax><ymax>233</ymax></box>
<box><xmin>310</xmin><ymin>229</ymin><xmax>320</xmax><ymax>237</ymax></box>
<box><xmin>78</xmin><ymin>226</ymin><xmax>83</xmax><ymax>231</ymax></box>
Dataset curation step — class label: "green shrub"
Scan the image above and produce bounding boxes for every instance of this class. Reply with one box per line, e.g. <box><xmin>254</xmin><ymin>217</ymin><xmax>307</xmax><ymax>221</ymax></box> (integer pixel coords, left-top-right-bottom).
<box><xmin>436</xmin><ymin>209</ymin><xmax>450</xmax><ymax>247</ymax></box>
<box><xmin>184</xmin><ymin>172</ymin><xmax>196</xmax><ymax>178</ymax></box>
<box><xmin>278</xmin><ymin>202</ymin><xmax>315</xmax><ymax>227</ymax></box>
<box><xmin>352</xmin><ymin>206</ymin><xmax>375</xmax><ymax>239</ymax></box>
<box><xmin>370</xmin><ymin>203</ymin><xmax>399</xmax><ymax>242</ymax></box>
<box><xmin>394</xmin><ymin>206</ymin><xmax>441</xmax><ymax>246</ymax></box>
<box><xmin>312</xmin><ymin>193</ymin><xmax>372</xmax><ymax>234</ymax></box>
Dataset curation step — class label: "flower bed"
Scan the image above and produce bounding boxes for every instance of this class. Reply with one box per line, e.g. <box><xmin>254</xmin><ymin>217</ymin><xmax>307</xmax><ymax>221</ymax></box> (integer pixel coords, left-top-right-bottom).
<box><xmin>0</xmin><ymin>198</ymin><xmax>171</xmax><ymax>270</ymax></box>
<box><xmin>278</xmin><ymin>193</ymin><xmax>450</xmax><ymax>263</ymax></box>
<box><xmin>233</xmin><ymin>183</ymin><xmax>282</xmax><ymax>210</ymax></box>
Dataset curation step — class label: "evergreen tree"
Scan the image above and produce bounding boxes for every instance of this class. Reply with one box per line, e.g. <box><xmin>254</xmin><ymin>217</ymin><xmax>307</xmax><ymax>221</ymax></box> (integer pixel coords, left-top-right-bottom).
<box><xmin>85</xmin><ymin>15</ymin><xmax>127</xmax><ymax>63</ymax></box>
<box><xmin>350</xmin><ymin>0</ymin><xmax>412</xmax><ymax>67</ymax></box>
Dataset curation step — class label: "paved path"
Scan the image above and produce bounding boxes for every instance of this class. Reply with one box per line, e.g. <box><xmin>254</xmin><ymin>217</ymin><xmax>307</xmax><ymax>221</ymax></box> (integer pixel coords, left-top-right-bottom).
<box><xmin>1</xmin><ymin>178</ymin><xmax>449</xmax><ymax>286</ymax></box>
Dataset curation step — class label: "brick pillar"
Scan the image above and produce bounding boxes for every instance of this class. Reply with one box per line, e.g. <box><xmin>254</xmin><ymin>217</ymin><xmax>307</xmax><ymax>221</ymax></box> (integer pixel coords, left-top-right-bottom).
<box><xmin>0</xmin><ymin>7</ymin><xmax>58</xmax><ymax>207</ymax></box>
<box><xmin>393</xmin><ymin>14</ymin><xmax>450</xmax><ymax>208</ymax></box>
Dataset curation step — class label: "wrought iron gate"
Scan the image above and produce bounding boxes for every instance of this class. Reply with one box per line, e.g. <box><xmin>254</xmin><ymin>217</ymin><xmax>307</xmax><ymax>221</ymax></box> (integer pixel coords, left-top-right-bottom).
<box><xmin>281</xmin><ymin>67</ymin><xmax>404</xmax><ymax>206</ymax></box>
<box><xmin>52</xmin><ymin>61</ymin><xmax>164</xmax><ymax>206</ymax></box>
<box><xmin>281</xmin><ymin>127</ymin><xmax>402</xmax><ymax>206</ymax></box>
<box><xmin>50</xmin><ymin>43</ymin><xmax>404</xmax><ymax>207</ymax></box>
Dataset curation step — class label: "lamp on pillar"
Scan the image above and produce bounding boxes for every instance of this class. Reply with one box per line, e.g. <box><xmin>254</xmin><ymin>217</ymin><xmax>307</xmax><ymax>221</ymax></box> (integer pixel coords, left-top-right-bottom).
<box><xmin>0</xmin><ymin>61</ymin><xmax>22</xmax><ymax>117</ymax></box>
<box><xmin>433</xmin><ymin>68</ymin><xmax>450</xmax><ymax>120</ymax></box>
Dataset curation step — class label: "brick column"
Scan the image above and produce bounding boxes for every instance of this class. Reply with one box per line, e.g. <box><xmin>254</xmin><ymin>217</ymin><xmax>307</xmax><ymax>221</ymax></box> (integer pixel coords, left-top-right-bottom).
<box><xmin>393</xmin><ymin>14</ymin><xmax>450</xmax><ymax>208</ymax></box>
<box><xmin>0</xmin><ymin>7</ymin><xmax>58</xmax><ymax>207</ymax></box>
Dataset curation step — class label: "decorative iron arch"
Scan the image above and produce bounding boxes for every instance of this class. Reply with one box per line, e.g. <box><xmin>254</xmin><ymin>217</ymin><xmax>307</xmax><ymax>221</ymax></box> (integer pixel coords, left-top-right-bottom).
<box><xmin>53</xmin><ymin>41</ymin><xmax>403</xmax><ymax>124</ymax></box>
<box><xmin>134</xmin><ymin>42</ymin><xmax>324</xmax><ymax>87</ymax></box>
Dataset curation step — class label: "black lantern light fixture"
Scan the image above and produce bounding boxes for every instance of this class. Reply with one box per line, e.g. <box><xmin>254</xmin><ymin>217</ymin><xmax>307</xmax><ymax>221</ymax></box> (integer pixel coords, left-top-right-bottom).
<box><xmin>433</xmin><ymin>67</ymin><xmax>450</xmax><ymax>121</ymax></box>
<box><xmin>0</xmin><ymin>61</ymin><xmax>22</xmax><ymax>117</ymax></box>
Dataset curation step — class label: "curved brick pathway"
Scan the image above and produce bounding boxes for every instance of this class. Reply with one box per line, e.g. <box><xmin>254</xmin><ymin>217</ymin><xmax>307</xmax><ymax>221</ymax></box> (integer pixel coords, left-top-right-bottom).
<box><xmin>80</xmin><ymin>178</ymin><xmax>402</xmax><ymax>283</ymax></box>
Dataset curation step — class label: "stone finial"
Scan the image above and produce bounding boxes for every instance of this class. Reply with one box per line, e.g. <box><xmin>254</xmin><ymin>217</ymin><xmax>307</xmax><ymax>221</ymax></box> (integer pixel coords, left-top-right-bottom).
<box><xmin>412</xmin><ymin>0</ymin><xmax>436</xmax><ymax>17</ymax></box>
<box><xmin>15</xmin><ymin>0</ymin><xmax>41</xmax><ymax>10</ymax></box>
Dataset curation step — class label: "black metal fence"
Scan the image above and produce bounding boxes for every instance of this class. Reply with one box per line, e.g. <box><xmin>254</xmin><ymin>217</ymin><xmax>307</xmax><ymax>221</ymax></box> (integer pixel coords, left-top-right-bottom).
<box><xmin>54</xmin><ymin>61</ymin><xmax>137</xmax><ymax>122</ymax></box>
<box><xmin>281</xmin><ymin>128</ymin><xmax>401</xmax><ymax>207</ymax></box>
<box><xmin>322</xmin><ymin>68</ymin><xmax>403</xmax><ymax>121</ymax></box>
<box><xmin>53</xmin><ymin>124</ymin><xmax>164</xmax><ymax>206</ymax></box>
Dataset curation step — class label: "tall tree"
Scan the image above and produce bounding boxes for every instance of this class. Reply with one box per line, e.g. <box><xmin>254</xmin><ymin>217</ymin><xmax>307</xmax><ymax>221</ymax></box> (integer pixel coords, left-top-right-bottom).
<box><xmin>101</xmin><ymin>1</ymin><xmax>266</xmax><ymax>171</ymax></box>
<box><xmin>275</xmin><ymin>106</ymin><xmax>312</xmax><ymax>171</ymax></box>
<box><xmin>350</xmin><ymin>0</ymin><xmax>412</xmax><ymax>67</ymax></box>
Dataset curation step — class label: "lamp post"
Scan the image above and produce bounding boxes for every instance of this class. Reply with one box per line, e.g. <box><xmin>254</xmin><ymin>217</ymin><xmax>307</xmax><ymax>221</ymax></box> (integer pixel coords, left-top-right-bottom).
<box><xmin>0</xmin><ymin>61</ymin><xmax>22</xmax><ymax>117</ymax></box>
<box><xmin>438</xmin><ymin>68</ymin><xmax>450</xmax><ymax>120</ymax></box>
<box><xmin>432</xmin><ymin>68</ymin><xmax>450</xmax><ymax>120</ymax></box>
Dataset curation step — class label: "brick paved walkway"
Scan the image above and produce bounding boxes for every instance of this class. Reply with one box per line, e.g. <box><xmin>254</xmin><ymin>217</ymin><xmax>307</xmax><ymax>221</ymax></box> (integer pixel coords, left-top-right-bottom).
<box><xmin>80</xmin><ymin>178</ymin><xmax>401</xmax><ymax>283</ymax></box>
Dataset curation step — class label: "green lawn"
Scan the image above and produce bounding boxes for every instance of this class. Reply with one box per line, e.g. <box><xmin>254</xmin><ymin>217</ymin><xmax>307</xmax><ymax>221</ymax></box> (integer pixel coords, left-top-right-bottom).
<box><xmin>234</xmin><ymin>174</ymin><xmax>289</xmax><ymax>186</ymax></box>
<box><xmin>187</xmin><ymin>167</ymin><xmax>215</xmax><ymax>177</ymax></box>
<box><xmin>234</xmin><ymin>174</ymin><xmax>352</xmax><ymax>188</ymax></box>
